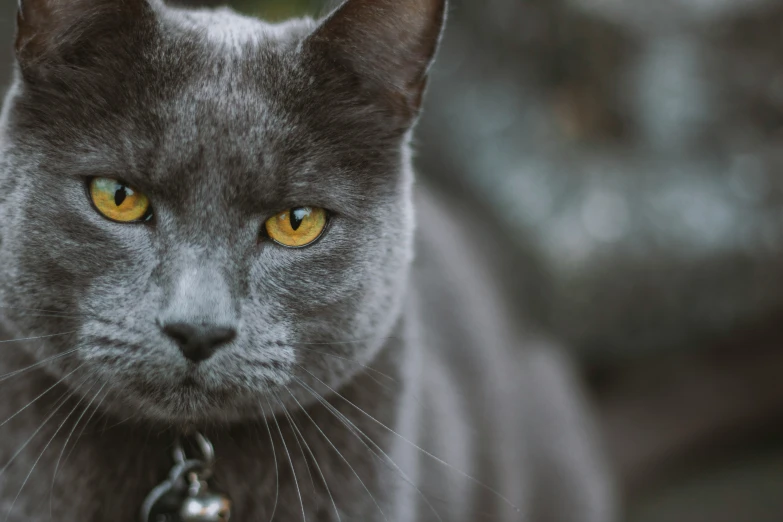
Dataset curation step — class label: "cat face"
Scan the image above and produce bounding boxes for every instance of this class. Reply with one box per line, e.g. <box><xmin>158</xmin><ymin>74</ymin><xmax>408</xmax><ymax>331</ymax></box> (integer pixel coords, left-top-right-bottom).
<box><xmin>0</xmin><ymin>0</ymin><xmax>445</xmax><ymax>423</ymax></box>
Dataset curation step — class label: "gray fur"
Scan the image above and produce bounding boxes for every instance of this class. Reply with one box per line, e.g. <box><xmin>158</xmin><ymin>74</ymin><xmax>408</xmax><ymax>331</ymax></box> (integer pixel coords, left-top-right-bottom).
<box><xmin>0</xmin><ymin>0</ymin><xmax>615</xmax><ymax>520</ymax></box>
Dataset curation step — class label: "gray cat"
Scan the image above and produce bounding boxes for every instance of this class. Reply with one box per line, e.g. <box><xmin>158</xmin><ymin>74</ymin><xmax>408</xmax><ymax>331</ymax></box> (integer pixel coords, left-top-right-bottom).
<box><xmin>0</xmin><ymin>0</ymin><xmax>615</xmax><ymax>520</ymax></box>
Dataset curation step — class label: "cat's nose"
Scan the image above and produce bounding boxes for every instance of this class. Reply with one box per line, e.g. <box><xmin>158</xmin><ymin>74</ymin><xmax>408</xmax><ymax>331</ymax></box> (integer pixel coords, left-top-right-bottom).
<box><xmin>161</xmin><ymin>322</ymin><xmax>237</xmax><ymax>363</ymax></box>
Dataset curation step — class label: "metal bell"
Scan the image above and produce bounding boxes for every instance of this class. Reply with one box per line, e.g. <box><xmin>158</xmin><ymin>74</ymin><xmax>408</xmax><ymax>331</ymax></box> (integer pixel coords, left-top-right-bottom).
<box><xmin>179</xmin><ymin>489</ymin><xmax>232</xmax><ymax>522</ymax></box>
<box><xmin>142</xmin><ymin>432</ymin><xmax>232</xmax><ymax>522</ymax></box>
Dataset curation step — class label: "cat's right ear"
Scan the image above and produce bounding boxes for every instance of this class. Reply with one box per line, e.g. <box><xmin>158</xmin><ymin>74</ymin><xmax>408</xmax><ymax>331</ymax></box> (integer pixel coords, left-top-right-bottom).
<box><xmin>15</xmin><ymin>0</ymin><xmax>153</xmax><ymax>80</ymax></box>
<box><xmin>306</xmin><ymin>0</ymin><xmax>447</xmax><ymax>128</ymax></box>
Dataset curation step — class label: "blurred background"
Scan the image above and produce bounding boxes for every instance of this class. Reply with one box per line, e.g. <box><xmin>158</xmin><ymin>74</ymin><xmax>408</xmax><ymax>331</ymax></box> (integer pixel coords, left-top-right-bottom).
<box><xmin>1</xmin><ymin>0</ymin><xmax>782</xmax><ymax>520</ymax></box>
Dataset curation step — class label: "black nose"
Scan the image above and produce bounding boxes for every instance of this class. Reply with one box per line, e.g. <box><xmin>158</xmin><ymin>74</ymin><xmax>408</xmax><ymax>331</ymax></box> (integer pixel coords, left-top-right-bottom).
<box><xmin>162</xmin><ymin>322</ymin><xmax>237</xmax><ymax>363</ymax></box>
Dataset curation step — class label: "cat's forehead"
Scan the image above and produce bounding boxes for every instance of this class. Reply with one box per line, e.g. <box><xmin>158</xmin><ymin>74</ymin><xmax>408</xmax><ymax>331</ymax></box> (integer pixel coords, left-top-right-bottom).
<box><xmin>148</xmin><ymin>9</ymin><xmax>317</xmax><ymax>135</ymax></box>
<box><xmin>166</xmin><ymin>7</ymin><xmax>315</xmax><ymax>54</ymax></box>
<box><xmin>90</xmin><ymin>11</ymin><xmax>314</xmax><ymax>180</ymax></box>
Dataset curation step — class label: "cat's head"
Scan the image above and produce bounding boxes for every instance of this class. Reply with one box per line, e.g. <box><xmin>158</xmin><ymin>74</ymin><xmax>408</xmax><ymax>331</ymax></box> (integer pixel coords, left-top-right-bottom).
<box><xmin>0</xmin><ymin>0</ymin><xmax>445</xmax><ymax>424</ymax></box>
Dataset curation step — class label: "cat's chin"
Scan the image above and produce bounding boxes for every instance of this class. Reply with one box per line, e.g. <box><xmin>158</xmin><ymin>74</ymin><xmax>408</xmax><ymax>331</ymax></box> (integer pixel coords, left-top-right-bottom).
<box><xmin>96</xmin><ymin>372</ymin><xmax>291</xmax><ymax>426</ymax></box>
<box><xmin>116</xmin><ymin>388</ymin><xmax>268</xmax><ymax>426</ymax></box>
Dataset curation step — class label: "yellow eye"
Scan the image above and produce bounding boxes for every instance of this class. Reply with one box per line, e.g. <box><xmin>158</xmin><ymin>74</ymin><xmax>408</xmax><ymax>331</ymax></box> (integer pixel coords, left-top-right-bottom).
<box><xmin>89</xmin><ymin>178</ymin><xmax>151</xmax><ymax>223</ymax></box>
<box><xmin>265</xmin><ymin>207</ymin><xmax>328</xmax><ymax>248</ymax></box>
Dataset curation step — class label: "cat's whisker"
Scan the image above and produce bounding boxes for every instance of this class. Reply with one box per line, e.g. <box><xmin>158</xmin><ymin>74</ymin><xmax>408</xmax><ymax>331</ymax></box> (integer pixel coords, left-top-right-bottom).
<box><xmin>0</xmin><ymin>305</ymin><xmax>89</xmax><ymax>318</ymax></box>
<box><xmin>49</xmin><ymin>379</ymin><xmax>108</xmax><ymax>520</ymax></box>
<box><xmin>291</xmin><ymin>377</ymin><xmax>444</xmax><ymax>522</ymax></box>
<box><xmin>291</xmin><ymin>335</ymin><xmax>403</xmax><ymax>347</ymax></box>
<box><xmin>4</xmin><ymin>376</ymin><xmax>97</xmax><ymax>522</ymax></box>
<box><xmin>277</xmin><ymin>388</ymin><xmax>343</xmax><ymax>522</ymax></box>
<box><xmin>294</xmin><ymin>364</ymin><xmax>523</xmax><ymax>514</ymax></box>
<box><xmin>0</xmin><ymin>331</ymin><xmax>78</xmax><ymax>345</ymax></box>
<box><xmin>272</xmin><ymin>392</ymin><xmax>317</xmax><ymax>503</ymax></box>
<box><xmin>288</xmin><ymin>345</ymin><xmax>397</xmax><ymax>384</ymax></box>
<box><xmin>264</xmin><ymin>396</ymin><xmax>306</xmax><ymax>522</ymax></box>
<box><xmin>289</xmin><ymin>353</ymin><xmax>430</xmax><ymax>418</ymax></box>
<box><xmin>259</xmin><ymin>402</ymin><xmax>280</xmax><ymax>522</ymax></box>
<box><xmin>99</xmin><ymin>409</ymin><xmax>140</xmax><ymax>432</ymax></box>
<box><xmin>59</xmin><ymin>383</ymin><xmax>111</xmax><ymax>482</ymax></box>
<box><xmin>4</xmin><ymin>313</ymin><xmax>80</xmax><ymax>321</ymax></box>
<box><xmin>280</xmin><ymin>385</ymin><xmax>389</xmax><ymax>522</ymax></box>
<box><xmin>0</xmin><ymin>364</ymin><xmax>85</xmax><ymax>430</ymax></box>
<box><xmin>0</xmin><ymin>368</ymin><xmax>89</xmax><ymax>484</ymax></box>
<box><xmin>0</xmin><ymin>348</ymin><xmax>81</xmax><ymax>384</ymax></box>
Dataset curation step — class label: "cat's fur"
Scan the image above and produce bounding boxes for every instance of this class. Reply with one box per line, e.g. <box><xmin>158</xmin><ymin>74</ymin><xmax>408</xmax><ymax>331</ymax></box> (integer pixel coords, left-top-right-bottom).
<box><xmin>0</xmin><ymin>0</ymin><xmax>615</xmax><ymax>520</ymax></box>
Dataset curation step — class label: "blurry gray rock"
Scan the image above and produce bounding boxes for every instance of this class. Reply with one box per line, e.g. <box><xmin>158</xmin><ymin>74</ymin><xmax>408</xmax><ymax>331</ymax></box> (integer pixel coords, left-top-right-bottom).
<box><xmin>416</xmin><ymin>0</ymin><xmax>783</xmax><ymax>359</ymax></box>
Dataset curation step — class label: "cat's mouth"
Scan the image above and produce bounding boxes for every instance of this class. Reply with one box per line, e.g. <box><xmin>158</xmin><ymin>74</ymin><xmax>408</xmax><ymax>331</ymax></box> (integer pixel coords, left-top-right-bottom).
<box><xmin>180</xmin><ymin>375</ymin><xmax>200</xmax><ymax>389</ymax></box>
<box><xmin>112</xmin><ymin>359</ymin><xmax>292</xmax><ymax>424</ymax></box>
<box><xmin>84</xmin><ymin>341</ymin><xmax>299</xmax><ymax>423</ymax></box>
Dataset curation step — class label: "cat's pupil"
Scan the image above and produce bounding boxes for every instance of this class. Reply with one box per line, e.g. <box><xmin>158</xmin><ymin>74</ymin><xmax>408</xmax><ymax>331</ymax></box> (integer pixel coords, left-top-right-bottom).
<box><xmin>114</xmin><ymin>185</ymin><xmax>127</xmax><ymax>207</ymax></box>
<box><xmin>290</xmin><ymin>207</ymin><xmax>310</xmax><ymax>231</ymax></box>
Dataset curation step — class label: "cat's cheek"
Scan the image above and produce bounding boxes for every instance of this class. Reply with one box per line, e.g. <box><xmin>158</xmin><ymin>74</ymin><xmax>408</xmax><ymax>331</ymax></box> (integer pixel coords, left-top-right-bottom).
<box><xmin>251</xmin><ymin>251</ymin><xmax>361</xmax><ymax>318</ymax></box>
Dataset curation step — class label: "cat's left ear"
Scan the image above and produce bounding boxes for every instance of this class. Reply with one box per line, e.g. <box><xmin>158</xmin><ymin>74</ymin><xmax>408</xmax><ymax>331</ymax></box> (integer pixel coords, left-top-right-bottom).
<box><xmin>307</xmin><ymin>0</ymin><xmax>447</xmax><ymax>126</ymax></box>
<box><xmin>15</xmin><ymin>0</ymin><xmax>153</xmax><ymax>80</ymax></box>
